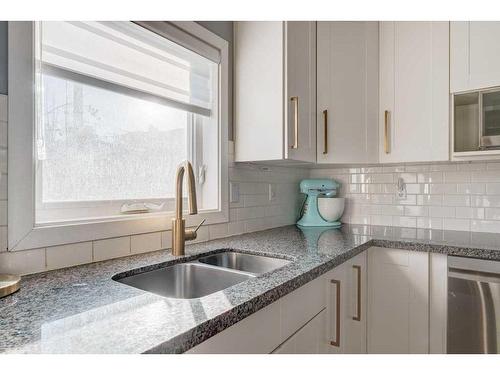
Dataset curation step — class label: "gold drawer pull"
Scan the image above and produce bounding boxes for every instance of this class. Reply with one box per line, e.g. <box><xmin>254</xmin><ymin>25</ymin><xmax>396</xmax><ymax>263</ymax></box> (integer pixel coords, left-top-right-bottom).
<box><xmin>352</xmin><ymin>265</ymin><xmax>361</xmax><ymax>321</ymax></box>
<box><xmin>330</xmin><ymin>279</ymin><xmax>341</xmax><ymax>347</ymax></box>
<box><xmin>291</xmin><ymin>96</ymin><xmax>299</xmax><ymax>149</ymax></box>
<box><xmin>323</xmin><ymin>109</ymin><xmax>328</xmax><ymax>154</ymax></box>
<box><xmin>384</xmin><ymin>110</ymin><xmax>390</xmax><ymax>154</ymax></box>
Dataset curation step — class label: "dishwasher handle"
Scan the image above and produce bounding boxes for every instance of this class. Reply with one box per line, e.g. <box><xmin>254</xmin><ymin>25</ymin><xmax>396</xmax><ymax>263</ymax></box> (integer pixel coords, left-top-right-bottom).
<box><xmin>449</xmin><ymin>267</ymin><xmax>500</xmax><ymax>284</ymax></box>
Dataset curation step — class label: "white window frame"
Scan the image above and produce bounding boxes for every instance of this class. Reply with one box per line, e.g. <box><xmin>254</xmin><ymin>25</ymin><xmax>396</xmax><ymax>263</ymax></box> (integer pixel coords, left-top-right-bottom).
<box><xmin>7</xmin><ymin>21</ymin><xmax>229</xmax><ymax>251</ymax></box>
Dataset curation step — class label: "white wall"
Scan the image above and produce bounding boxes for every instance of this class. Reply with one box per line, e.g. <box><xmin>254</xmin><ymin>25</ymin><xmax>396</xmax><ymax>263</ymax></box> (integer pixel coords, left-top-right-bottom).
<box><xmin>312</xmin><ymin>162</ymin><xmax>500</xmax><ymax>232</ymax></box>
<box><xmin>0</xmin><ymin>94</ymin><xmax>308</xmax><ymax>275</ymax></box>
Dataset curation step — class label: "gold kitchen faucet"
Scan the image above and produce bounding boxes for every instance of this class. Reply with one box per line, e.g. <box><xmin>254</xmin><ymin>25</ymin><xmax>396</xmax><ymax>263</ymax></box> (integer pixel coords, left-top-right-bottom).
<box><xmin>171</xmin><ymin>161</ymin><xmax>205</xmax><ymax>256</ymax></box>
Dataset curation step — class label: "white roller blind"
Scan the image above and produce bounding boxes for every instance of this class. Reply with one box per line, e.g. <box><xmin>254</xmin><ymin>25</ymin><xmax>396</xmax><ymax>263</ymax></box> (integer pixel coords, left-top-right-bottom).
<box><xmin>38</xmin><ymin>21</ymin><xmax>217</xmax><ymax>116</ymax></box>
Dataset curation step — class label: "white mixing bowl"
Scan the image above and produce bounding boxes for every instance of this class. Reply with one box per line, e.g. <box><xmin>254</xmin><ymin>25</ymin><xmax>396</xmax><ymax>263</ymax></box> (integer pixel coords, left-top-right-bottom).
<box><xmin>318</xmin><ymin>197</ymin><xmax>345</xmax><ymax>222</ymax></box>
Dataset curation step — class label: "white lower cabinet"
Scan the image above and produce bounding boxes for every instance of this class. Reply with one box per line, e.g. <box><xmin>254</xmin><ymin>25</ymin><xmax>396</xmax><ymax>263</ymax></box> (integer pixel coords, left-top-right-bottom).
<box><xmin>187</xmin><ymin>275</ymin><xmax>326</xmax><ymax>354</ymax></box>
<box><xmin>344</xmin><ymin>252</ymin><xmax>368</xmax><ymax>353</ymax></box>
<box><xmin>324</xmin><ymin>263</ymin><xmax>343</xmax><ymax>354</ymax></box>
<box><xmin>188</xmin><ymin>247</ymin><xmax>444</xmax><ymax>354</ymax></box>
<box><xmin>367</xmin><ymin>246</ymin><xmax>430</xmax><ymax>353</ymax></box>
<box><xmin>186</xmin><ymin>299</ymin><xmax>282</xmax><ymax>354</ymax></box>
<box><xmin>280</xmin><ymin>275</ymin><xmax>325</xmax><ymax>341</ymax></box>
<box><xmin>272</xmin><ymin>310</ymin><xmax>327</xmax><ymax>354</ymax></box>
<box><xmin>324</xmin><ymin>251</ymin><xmax>367</xmax><ymax>354</ymax></box>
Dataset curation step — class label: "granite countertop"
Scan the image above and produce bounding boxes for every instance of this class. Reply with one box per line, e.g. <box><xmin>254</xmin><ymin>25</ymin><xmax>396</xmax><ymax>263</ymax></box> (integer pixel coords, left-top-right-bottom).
<box><xmin>2</xmin><ymin>224</ymin><xmax>500</xmax><ymax>354</ymax></box>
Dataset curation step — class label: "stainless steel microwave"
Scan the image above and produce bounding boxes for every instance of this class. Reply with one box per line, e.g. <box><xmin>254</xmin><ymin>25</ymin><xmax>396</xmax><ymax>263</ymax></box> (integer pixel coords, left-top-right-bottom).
<box><xmin>454</xmin><ymin>88</ymin><xmax>500</xmax><ymax>152</ymax></box>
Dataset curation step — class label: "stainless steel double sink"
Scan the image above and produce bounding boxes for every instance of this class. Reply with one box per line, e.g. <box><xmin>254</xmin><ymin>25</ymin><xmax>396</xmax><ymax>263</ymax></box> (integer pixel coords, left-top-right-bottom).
<box><xmin>114</xmin><ymin>251</ymin><xmax>291</xmax><ymax>299</ymax></box>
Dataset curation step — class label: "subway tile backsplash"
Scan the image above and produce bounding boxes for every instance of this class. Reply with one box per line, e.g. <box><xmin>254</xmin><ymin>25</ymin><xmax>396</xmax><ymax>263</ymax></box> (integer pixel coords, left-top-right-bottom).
<box><xmin>311</xmin><ymin>162</ymin><xmax>500</xmax><ymax>232</ymax></box>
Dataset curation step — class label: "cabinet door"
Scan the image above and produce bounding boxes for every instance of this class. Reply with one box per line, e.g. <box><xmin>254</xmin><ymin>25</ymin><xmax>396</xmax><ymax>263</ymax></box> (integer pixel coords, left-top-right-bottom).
<box><xmin>285</xmin><ymin>21</ymin><xmax>317</xmax><ymax>163</ymax></box>
<box><xmin>296</xmin><ymin>310</ymin><xmax>326</xmax><ymax>354</ymax></box>
<box><xmin>379</xmin><ymin>21</ymin><xmax>396</xmax><ymax>163</ymax></box>
<box><xmin>451</xmin><ymin>22</ymin><xmax>500</xmax><ymax>92</ymax></box>
<box><xmin>317</xmin><ymin>21</ymin><xmax>378</xmax><ymax>164</ymax></box>
<box><xmin>367</xmin><ymin>247</ymin><xmax>429</xmax><ymax>354</ymax></box>
<box><xmin>324</xmin><ymin>253</ymin><xmax>368</xmax><ymax>354</ymax></box>
<box><xmin>273</xmin><ymin>310</ymin><xmax>326</xmax><ymax>354</ymax></box>
<box><xmin>343</xmin><ymin>251</ymin><xmax>368</xmax><ymax>354</ymax></box>
<box><xmin>272</xmin><ymin>334</ymin><xmax>296</xmax><ymax>354</ymax></box>
<box><xmin>234</xmin><ymin>21</ymin><xmax>284</xmax><ymax>162</ymax></box>
<box><xmin>280</xmin><ymin>274</ymin><xmax>325</xmax><ymax>342</ymax></box>
<box><xmin>379</xmin><ymin>22</ymin><xmax>449</xmax><ymax>163</ymax></box>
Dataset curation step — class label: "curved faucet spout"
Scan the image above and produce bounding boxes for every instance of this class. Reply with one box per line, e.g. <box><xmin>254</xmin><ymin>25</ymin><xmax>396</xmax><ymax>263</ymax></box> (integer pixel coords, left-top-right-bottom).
<box><xmin>172</xmin><ymin>160</ymin><xmax>203</xmax><ymax>256</ymax></box>
<box><xmin>175</xmin><ymin>161</ymin><xmax>198</xmax><ymax>219</ymax></box>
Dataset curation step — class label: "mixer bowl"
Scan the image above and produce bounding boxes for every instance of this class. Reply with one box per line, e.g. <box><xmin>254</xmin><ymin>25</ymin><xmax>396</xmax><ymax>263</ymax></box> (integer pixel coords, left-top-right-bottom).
<box><xmin>318</xmin><ymin>197</ymin><xmax>345</xmax><ymax>222</ymax></box>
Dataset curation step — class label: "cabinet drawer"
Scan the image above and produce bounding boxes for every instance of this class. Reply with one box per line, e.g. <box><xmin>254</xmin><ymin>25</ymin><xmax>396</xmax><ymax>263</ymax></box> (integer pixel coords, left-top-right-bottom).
<box><xmin>186</xmin><ymin>299</ymin><xmax>281</xmax><ymax>354</ymax></box>
<box><xmin>187</xmin><ymin>275</ymin><xmax>325</xmax><ymax>353</ymax></box>
<box><xmin>370</xmin><ymin>246</ymin><xmax>409</xmax><ymax>266</ymax></box>
<box><xmin>280</xmin><ymin>276</ymin><xmax>326</xmax><ymax>341</ymax></box>
<box><xmin>272</xmin><ymin>309</ymin><xmax>327</xmax><ymax>354</ymax></box>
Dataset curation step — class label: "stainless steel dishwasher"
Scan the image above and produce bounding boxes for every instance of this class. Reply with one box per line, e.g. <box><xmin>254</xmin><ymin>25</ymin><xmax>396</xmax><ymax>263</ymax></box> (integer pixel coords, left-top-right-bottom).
<box><xmin>448</xmin><ymin>256</ymin><xmax>500</xmax><ymax>353</ymax></box>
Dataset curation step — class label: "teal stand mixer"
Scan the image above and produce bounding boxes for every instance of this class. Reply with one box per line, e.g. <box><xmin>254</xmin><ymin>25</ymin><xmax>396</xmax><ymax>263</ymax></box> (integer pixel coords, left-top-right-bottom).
<box><xmin>296</xmin><ymin>179</ymin><xmax>344</xmax><ymax>228</ymax></box>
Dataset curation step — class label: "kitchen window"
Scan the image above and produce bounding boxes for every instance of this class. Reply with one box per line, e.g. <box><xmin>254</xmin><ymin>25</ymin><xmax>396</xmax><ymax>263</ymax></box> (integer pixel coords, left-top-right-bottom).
<box><xmin>8</xmin><ymin>21</ymin><xmax>229</xmax><ymax>250</ymax></box>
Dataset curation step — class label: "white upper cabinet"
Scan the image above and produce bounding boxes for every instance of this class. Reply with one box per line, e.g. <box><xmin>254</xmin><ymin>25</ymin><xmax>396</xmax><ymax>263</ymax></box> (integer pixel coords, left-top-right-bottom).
<box><xmin>379</xmin><ymin>22</ymin><xmax>449</xmax><ymax>163</ymax></box>
<box><xmin>234</xmin><ymin>21</ymin><xmax>316</xmax><ymax>163</ymax></box>
<box><xmin>451</xmin><ymin>22</ymin><xmax>500</xmax><ymax>92</ymax></box>
<box><xmin>316</xmin><ymin>22</ymin><xmax>379</xmax><ymax>164</ymax></box>
<box><xmin>286</xmin><ymin>22</ymin><xmax>317</xmax><ymax>163</ymax></box>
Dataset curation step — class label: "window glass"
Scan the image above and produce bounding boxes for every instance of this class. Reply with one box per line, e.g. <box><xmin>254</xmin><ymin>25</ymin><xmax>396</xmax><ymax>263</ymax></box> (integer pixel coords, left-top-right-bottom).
<box><xmin>34</xmin><ymin>21</ymin><xmax>219</xmax><ymax>225</ymax></box>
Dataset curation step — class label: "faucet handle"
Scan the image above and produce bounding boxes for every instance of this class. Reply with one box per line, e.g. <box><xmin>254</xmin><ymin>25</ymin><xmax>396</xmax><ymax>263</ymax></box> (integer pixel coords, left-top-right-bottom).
<box><xmin>185</xmin><ymin>219</ymin><xmax>206</xmax><ymax>241</ymax></box>
<box><xmin>194</xmin><ymin>218</ymin><xmax>206</xmax><ymax>232</ymax></box>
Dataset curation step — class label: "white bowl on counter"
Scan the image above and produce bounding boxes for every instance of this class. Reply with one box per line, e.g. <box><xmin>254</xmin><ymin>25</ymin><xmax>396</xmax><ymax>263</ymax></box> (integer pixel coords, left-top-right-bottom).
<box><xmin>318</xmin><ymin>197</ymin><xmax>345</xmax><ymax>222</ymax></box>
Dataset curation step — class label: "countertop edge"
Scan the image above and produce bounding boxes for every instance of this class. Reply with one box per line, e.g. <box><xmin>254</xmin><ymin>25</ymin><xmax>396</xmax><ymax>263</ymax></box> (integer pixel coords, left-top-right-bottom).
<box><xmin>371</xmin><ymin>238</ymin><xmax>500</xmax><ymax>260</ymax></box>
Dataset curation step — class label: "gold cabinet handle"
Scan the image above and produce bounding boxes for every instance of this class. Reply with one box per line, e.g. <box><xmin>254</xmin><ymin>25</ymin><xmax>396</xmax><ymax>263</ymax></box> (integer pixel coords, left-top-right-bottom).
<box><xmin>323</xmin><ymin>109</ymin><xmax>328</xmax><ymax>154</ymax></box>
<box><xmin>290</xmin><ymin>96</ymin><xmax>299</xmax><ymax>149</ymax></box>
<box><xmin>330</xmin><ymin>279</ymin><xmax>341</xmax><ymax>347</ymax></box>
<box><xmin>352</xmin><ymin>265</ymin><xmax>361</xmax><ymax>321</ymax></box>
<box><xmin>384</xmin><ymin>110</ymin><xmax>390</xmax><ymax>154</ymax></box>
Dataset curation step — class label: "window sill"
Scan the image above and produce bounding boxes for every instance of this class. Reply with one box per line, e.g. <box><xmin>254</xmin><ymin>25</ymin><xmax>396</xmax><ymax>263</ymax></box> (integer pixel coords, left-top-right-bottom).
<box><xmin>9</xmin><ymin>209</ymin><xmax>228</xmax><ymax>251</ymax></box>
